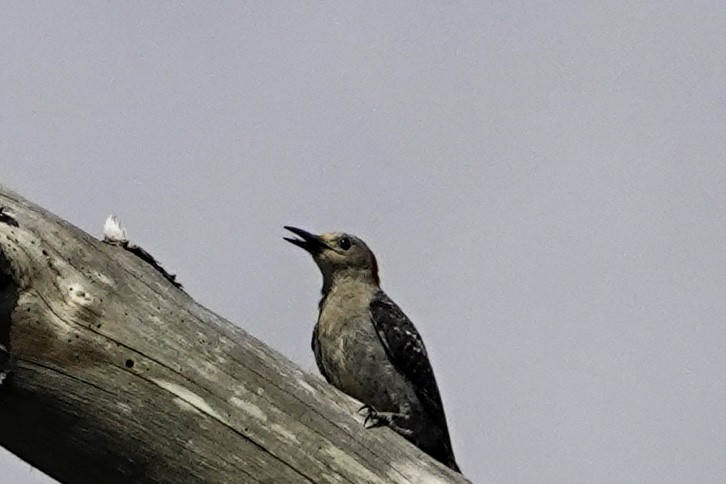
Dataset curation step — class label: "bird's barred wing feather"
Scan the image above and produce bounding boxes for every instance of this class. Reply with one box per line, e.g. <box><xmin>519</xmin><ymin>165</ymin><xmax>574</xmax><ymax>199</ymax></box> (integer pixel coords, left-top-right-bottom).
<box><xmin>368</xmin><ymin>290</ymin><xmax>448</xmax><ymax>426</ymax></box>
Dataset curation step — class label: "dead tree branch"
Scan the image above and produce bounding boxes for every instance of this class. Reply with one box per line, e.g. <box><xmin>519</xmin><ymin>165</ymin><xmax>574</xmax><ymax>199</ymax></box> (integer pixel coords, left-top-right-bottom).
<box><xmin>0</xmin><ymin>188</ymin><xmax>467</xmax><ymax>484</ymax></box>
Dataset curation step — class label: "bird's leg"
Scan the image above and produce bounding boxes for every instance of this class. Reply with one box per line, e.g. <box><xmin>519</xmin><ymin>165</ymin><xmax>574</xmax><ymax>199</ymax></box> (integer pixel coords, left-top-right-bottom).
<box><xmin>358</xmin><ymin>404</ymin><xmax>414</xmax><ymax>437</ymax></box>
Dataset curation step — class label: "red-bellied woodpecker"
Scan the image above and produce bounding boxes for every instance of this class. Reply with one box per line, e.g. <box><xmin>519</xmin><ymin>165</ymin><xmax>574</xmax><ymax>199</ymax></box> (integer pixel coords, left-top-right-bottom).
<box><xmin>284</xmin><ymin>226</ymin><xmax>460</xmax><ymax>472</ymax></box>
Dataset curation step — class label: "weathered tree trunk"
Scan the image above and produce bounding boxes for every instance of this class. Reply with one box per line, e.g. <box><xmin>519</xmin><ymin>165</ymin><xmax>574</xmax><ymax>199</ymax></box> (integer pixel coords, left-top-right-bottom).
<box><xmin>0</xmin><ymin>188</ymin><xmax>468</xmax><ymax>484</ymax></box>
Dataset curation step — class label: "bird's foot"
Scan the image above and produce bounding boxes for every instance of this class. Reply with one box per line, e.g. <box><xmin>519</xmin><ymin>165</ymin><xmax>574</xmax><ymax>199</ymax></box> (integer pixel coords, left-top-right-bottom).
<box><xmin>358</xmin><ymin>404</ymin><xmax>387</xmax><ymax>428</ymax></box>
<box><xmin>358</xmin><ymin>404</ymin><xmax>414</xmax><ymax>436</ymax></box>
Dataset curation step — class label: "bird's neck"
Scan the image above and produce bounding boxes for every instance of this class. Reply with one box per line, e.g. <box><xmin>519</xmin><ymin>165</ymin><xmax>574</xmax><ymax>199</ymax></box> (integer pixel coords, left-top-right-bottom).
<box><xmin>319</xmin><ymin>268</ymin><xmax>379</xmax><ymax>306</ymax></box>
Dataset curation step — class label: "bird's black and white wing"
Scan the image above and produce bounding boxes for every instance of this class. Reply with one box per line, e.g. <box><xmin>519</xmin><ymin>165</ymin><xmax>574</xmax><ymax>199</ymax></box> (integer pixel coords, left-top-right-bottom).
<box><xmin>368</xmin><ymin>290</ymin><xmax>449</xmax><ymax>429</ymax></box>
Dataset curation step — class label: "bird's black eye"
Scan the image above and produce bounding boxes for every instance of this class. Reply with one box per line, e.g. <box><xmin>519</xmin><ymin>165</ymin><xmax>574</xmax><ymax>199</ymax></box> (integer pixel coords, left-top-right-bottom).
<box><xmin>339</xmin><ymin>237</ymin><xmax>351</xmax><ymax>250</ymax></box>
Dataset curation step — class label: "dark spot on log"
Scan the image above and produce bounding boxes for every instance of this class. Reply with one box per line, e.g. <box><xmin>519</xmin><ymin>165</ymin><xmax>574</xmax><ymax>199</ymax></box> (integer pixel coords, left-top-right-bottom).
<box><xmin>0</xmin><ymin>208</ymin><xmax>19</xmax><ymax>227</ymax></box>
<box><xmin>42</xmin><ymin>250</ymin><xmax>48</xmax><ymax>256</ymax></box>
<box><xmin>123</xmin><ymin>244</ymin><xmax>184</xmax><ymax>290</ymax></box>
<box><xmin>0</xmin><ymin>250</ymin><xmax>18</xmax><ymax>391</ymax></box>
<box><xmin>0</xmin><ymin>249</ymin><xmax>18</xmax><ymax>353</ymax></box>
<box><xmin>125</xmin><ymin>359</ymin><xmax>134</xmax><ymax>369</ymax></box>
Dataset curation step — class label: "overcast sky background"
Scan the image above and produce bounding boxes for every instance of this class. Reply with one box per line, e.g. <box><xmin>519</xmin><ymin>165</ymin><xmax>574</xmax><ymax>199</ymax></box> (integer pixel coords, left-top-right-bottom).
<box><xmin>1</xmin><ymin>2</ymin><xmax>725</xmax><ymax>483</ymax></box>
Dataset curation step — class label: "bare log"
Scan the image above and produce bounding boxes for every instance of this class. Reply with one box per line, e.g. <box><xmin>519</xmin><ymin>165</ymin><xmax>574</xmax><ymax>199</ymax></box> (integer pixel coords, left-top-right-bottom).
<box><xmin>0</xmin><ymin>188</ymin><xmax>468</xmax><ymax>484</ymax></box>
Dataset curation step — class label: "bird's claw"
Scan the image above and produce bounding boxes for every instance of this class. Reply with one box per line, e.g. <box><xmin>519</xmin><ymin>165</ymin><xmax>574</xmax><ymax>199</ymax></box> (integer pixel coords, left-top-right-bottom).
<box><xmin>358</xmin><ymin>404</ymin><xmax>373</xmax><ymax>415</ymax></box>
<box><xmin>359</xmin><ymin>404</ymin><xmax>386</xmax><ymax>428</ymax></box>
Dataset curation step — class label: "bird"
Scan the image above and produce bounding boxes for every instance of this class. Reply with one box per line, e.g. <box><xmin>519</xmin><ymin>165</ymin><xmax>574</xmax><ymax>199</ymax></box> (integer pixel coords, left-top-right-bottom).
<box><xmin>284</xmin><ymin>226</ymin><xmax>460</xmax><ymax>472</ymax></box>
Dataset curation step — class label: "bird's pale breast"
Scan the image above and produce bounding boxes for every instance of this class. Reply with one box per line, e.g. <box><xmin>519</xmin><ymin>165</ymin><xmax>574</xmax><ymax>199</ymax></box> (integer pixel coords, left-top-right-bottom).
<box><xmin>317</xmin><ymin>279</ymin><xmax>418</xmax><ymax>413</ymax></box>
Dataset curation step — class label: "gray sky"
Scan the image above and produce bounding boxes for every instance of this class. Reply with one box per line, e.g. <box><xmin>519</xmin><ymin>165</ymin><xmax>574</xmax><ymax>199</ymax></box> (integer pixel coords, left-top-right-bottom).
<box><xmin>1</xmin><ymin>2</ymin><xmax>725</xmax><ymax>482</ymax></box>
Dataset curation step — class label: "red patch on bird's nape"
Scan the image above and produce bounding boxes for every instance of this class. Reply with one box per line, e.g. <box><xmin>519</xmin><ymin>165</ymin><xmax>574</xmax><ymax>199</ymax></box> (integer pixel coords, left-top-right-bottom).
<box><xmin>370</xmin><ymin>251</ymin><xmax>380</xmax><ymax>286</ymax></box>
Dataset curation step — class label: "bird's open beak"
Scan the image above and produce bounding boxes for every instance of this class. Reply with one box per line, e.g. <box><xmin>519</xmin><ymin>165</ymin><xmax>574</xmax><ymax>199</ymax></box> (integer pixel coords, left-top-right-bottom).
<box><xmin>283</xmin><ymin>226</ymin><xmax>327</xmax><ymax>254</ymax></box>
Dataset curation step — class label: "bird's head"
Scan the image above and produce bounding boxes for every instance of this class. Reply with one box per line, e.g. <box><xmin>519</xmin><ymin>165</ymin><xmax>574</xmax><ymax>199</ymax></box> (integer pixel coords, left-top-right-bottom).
<box><xmin>284</xmin><ymin>226</ymin><xmax>380</xmax><ymax>289</ymax></box>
